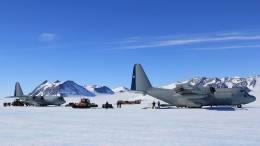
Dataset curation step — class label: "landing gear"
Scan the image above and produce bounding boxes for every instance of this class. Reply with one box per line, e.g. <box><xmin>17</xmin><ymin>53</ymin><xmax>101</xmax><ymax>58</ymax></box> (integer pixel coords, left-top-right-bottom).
<box><xmin>176</xmin><ymin>105</ymin><xmax>203</xmax><ymax>108</ymax></box>
<box><xmin>237</xmin><ymin>104</ymin><xmax>242</xmax><ymax>108</ymax></box>
<box><xmin>187</xmin><ymin>105</ymin><xmax>203</xmax><ymax>108</ymax></box>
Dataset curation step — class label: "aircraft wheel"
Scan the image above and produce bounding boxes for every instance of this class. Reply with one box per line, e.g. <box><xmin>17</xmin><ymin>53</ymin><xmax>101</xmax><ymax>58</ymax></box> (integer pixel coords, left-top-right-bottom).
<box><xmin>237</xmin><ymin>104</ymin><xmax>242</xmax><ymax>108</ymax></box>
<box><xmin>187</xmin><ymin>106</ymin><xmax>200</xmax><ymax>108</ymax></box>
<box><xmin>195</xmin><ymin>106</ymin><xmax>203</xmax><ymax>108</ymax></box>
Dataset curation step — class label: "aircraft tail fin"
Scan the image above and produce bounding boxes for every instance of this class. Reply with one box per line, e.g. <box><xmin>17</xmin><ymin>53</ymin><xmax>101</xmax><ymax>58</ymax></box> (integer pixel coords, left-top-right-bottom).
<box><xmin>131</xmin><ymin>64</ymin><xmax>152</xmax><ymax>91</ymax></box>
<box><xmin>14</xmin><ymin>82</ymin><xmax>24</xmax><ymax>97</ymax></box>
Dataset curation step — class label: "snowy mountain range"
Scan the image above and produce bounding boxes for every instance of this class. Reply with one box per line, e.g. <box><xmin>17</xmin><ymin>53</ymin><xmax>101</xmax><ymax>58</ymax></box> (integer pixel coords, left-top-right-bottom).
<box><xmin>29</xmin><ymin>80</ymin><xmax>95</xmax><ymax>97</ymax></box>
<box><xmin>29</xmin><ymin>76</ymin><xmax>260</xmax><ymax>98</ymax></box>
<box><xmin>163</xmin><ymin>76</ymin><xmax>259</xmax><ymax>91</ymax></box>
<box><xmin>85</xmin><ymin>85</ymin><xmax>114</xmax><ymax>95</ymax></box>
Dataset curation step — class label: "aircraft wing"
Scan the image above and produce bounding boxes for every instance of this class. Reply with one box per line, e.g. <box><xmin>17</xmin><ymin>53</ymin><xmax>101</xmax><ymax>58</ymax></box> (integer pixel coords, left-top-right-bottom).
<box><xmin>4</xmin><ymin>96</ymin><xmax>17</xmax><ymax>98</ymax></box>
<box><xmin>4</xmin><ymin>96</ymin><xmax>28</xmax><ymax>98</ymax></box>
<box><xmin>174</xmin><ymin>84</ymin><xmax>215</xmax><ymax>95</ymax></box>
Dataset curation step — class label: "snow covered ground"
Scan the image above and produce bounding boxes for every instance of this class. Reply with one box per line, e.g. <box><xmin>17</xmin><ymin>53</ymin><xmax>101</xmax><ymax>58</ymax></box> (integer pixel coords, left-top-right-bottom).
<box><xmin>1</xmin><ymin>92</ymin><xmax>260</xmax><ymax>146</ymax></box>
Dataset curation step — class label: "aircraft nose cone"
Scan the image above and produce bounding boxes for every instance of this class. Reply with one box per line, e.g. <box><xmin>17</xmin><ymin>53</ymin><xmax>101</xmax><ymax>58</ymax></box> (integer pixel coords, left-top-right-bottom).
<box><xmin>60</xmin><ymin>98</ymin><xmax>66</xmax><ymax>104</ymax></box>
<box><xmin>57</xmin><ymin>97</ymin><xmax>66</xmax><ymax>105</ymax></box>
<box><xmin>245</xmin><ymin>95</ymin><xmax>256</xmax><ymax>104</ymax></box>
<box><xmin>250</xmin><ymin>95</ymin><xmax>256</xmax><ymax>103</ymax></box>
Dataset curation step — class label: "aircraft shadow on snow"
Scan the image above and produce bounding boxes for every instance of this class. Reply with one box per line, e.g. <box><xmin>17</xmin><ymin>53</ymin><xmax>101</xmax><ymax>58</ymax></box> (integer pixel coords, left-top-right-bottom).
<box><xmin>157</xmin><ymin>104</ymin><xmax>247</xmax><ymax>111</ymax></box>
<box><xmin>203</xmin><ymin>106</ymin><xmax>236</xmax><ymax>111</ymax></box>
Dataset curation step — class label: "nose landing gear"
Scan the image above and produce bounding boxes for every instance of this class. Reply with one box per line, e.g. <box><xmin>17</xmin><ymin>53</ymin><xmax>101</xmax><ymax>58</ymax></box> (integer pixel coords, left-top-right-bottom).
<box><xmin>237</xmin><ymin>104</ymin><xmax>242</xmax><ymax>108</ymax></box>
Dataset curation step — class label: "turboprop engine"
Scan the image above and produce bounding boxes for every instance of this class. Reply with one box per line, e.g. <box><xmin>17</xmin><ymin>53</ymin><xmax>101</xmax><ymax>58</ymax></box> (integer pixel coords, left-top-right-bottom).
<box><xmin>174</xmin><ymin>84</ymin><xmax>216</xmax><ymax>95</ymax></box>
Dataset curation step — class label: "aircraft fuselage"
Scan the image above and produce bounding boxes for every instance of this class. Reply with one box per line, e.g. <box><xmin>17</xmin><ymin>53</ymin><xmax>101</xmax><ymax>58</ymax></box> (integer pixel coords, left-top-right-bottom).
<box><xmin>146</xmin><ymin>87</ymin><xmax>256</xmax><ymax>107</ymax></box>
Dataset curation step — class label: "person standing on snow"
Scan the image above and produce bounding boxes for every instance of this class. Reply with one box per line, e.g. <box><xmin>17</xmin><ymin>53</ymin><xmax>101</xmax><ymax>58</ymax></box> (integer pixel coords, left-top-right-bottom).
<box><xmin>152</xmin><ymin>101</ymin><xmax>156</xmax><ymax>109</ymax></box>
<box><xmin>157</xmin><ymin>101</ymin><xmax>160</xmax><ymax>109</ymax></box>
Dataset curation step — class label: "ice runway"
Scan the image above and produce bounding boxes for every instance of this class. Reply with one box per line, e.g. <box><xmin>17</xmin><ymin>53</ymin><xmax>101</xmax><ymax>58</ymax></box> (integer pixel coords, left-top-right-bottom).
<box><xmin>1</xmin><ymin>107</ymin><xmax>260</xmax><ymax>146</ymax></box>
<box><xmin>0</xmin><ymin>93</ymin><xmax>260</xmax><ymax>146</ymax></box>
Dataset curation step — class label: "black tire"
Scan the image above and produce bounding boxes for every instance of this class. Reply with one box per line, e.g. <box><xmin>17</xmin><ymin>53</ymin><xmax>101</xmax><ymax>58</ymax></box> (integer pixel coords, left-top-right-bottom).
<box><xmin>237</xmin><ymin>104</ymin><xmax>242</xmax><ymax>108</ymax></box>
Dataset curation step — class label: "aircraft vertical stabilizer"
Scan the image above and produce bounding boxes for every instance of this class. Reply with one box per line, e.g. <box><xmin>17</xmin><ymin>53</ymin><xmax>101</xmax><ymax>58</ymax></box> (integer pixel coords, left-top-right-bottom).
<box><xmin>131</xmin><ymin>64</ymin><xmax>152</xmax><ymax>91</ymax></box>
<box><xmin>14</xmin><ymin>82</ymin><xmax>24</xmax><ymax>97</ymax></box>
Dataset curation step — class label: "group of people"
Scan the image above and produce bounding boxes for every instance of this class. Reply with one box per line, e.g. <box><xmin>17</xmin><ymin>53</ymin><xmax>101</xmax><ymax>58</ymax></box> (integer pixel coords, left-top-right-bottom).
<box><xmin>116</xmin><ymin>100</ymin><xmax>161</xmax><ymax>109</ymax></box>
<box><xmin>152</xmin><ymin>101</ymin><xmax>160</xmax><ymax>109</ymax></box>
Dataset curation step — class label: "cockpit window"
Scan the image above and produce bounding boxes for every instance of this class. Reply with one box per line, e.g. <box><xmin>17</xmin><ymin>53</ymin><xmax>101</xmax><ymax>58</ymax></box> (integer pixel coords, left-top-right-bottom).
<box><xmin>240</xmin><ymin>90</ymin><xmax>250</xmax><ymax>97</ymax></box>
<box><xmin>58</xmin><ymin>97</ymin><xmax>64</xmax><ymax>100</ymax></box>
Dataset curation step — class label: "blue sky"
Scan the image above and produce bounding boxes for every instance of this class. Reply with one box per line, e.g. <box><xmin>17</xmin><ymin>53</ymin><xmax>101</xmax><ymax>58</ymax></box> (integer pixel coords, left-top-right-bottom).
<box><xmin>0</xmin><ymin>0</ymin><xmax>260</xmax><ymax>96</ymax></box>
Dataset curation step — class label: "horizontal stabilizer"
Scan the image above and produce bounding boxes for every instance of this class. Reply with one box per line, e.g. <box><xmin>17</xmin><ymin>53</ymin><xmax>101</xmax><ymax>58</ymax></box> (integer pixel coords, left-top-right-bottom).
<box><xmin>4</xmin><ymin>96</ymin><xmax>18</xmax><ymax>98</ymax></box>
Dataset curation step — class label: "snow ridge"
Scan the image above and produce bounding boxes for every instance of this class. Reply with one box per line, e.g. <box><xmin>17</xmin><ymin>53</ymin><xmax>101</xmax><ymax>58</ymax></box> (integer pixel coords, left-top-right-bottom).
<box><xmin>85</xmin><ymin>85</ymin><xmax>114</xmax><ymax>95</ymax></box>
<box><xmin>113</xmin><ymin>86</ymin><xmax>130</xmax><ymax>93</ymax></box>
